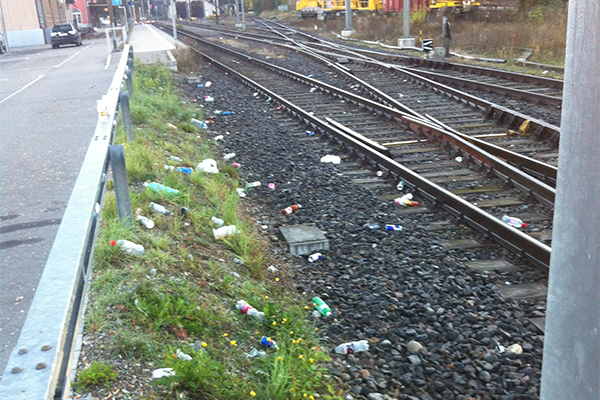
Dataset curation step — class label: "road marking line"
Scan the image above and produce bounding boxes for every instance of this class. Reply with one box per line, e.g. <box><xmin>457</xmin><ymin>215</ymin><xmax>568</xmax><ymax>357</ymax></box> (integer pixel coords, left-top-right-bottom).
<box><xmin>82</xmin><ymin>43</ymin><xmax>94</xmax><ymax>51</ymax></box>
<box><xmin>54</xmin><ymin>51</ymin><xmax>81</xmax><ymax>68</ymax></box>
<box><xmin>104</xmin><ymin>53</ymin><xmax>112</xmax><ymax>71</ymax></box>
<box><xmin>146</xmin><ymin>24</ymin><xmax>176</xmax><ymax>49</ymax></box>
<box><xmin>0</xmin><ymin>75</ymin><xmax>45</xmax><ymax>104</ymax></box>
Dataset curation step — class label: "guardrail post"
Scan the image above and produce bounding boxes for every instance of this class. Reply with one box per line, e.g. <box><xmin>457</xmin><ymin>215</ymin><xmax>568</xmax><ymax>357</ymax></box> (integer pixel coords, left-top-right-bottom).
<box><xmin>109</xmin><ymin>145</ymin><xmax>133</xmax><ymax>225</ymax></box>
<box><xmin>119</xmin><ymin>91</ymin><xmax>134</xmax><ymax>141</ymax></box>
<box><xmin>125</xmin><ymin>67</ymin><xmax>133</xmax><ymax>96</ymax></box>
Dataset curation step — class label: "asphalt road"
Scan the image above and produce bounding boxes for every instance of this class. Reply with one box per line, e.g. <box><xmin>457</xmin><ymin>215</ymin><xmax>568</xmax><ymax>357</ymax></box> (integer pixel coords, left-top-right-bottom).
<box><xmin>0</xmin><ymin>40</ymin><xmax>120</xmax><ymax>380</ymax></box>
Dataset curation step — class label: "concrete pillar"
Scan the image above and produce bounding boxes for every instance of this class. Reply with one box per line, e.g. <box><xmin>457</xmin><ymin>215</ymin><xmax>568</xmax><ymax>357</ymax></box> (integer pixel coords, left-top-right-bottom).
<box><xmin>403</xmin><ymin>0</ymin><xmax>409</xmax><ymax>38</ymax></box>
<box><xmin>540</xmin><ymin>1</ymin><xmax>600</xmax><ymax>399</ymax></box>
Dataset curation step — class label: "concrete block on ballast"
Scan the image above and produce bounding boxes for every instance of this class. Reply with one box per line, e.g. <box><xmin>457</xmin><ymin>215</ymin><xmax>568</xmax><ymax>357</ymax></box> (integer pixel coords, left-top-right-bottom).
<box><xmin>433</xmin><ymin>47</ymin><xmax>446</xmax><ymax>59</ymax></box>
<box><xmin>397</xmin><ymin>37</ymin><xmax>415</xmax><ymax>48</ymax></box>
<box><xmin>279</xmin><ymin>224</ymin><xmax>329</xmax><ymax>256</ymax></box>
<box><xmin>336</xmin><ymin>57</ymin><xmax>349</xmax><ymax>64</ymax></box>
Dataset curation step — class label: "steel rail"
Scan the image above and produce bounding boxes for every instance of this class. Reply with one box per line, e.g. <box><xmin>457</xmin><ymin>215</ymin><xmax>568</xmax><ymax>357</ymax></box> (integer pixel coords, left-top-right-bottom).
<box><xmin>174</xmin><ymin>28</ymin><xmax>557</xmax><ymax>206</ymax></box>
<box><xmin>174</xmin><ymin>24</ymin><xmax>560</xmax><ymax>185</ymax></box>
<box><xmin>186</xmin><ymin>42</ymin><xmax>552</xmax><ymax>270</ymax></box>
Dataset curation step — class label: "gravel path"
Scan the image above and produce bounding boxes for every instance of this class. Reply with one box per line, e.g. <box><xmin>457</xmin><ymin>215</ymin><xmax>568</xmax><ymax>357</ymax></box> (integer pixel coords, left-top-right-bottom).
<box><xmin>180</xmin><ymin>59</ymin><xmax>545</xmax><ymax>400</ymax></box>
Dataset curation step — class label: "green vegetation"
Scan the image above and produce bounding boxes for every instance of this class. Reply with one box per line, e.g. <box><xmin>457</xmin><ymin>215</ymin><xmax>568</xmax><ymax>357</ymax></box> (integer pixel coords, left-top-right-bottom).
<box><xmin>81</xmin><ymin>62</ymin><xmax>340</xmax><ymax>399</ymax></box>
<box><xmin>74</xmin><ymin>362</ymin><xmax>117</xmax><ymax>390</ymax></box>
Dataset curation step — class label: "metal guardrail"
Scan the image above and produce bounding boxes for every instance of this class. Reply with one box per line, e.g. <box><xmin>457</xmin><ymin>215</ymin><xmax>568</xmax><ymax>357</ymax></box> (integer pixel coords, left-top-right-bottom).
<box><xmin>0</xmin><ymin>45</ymin><xmax>133</xmax><ymax>400</ymax></box>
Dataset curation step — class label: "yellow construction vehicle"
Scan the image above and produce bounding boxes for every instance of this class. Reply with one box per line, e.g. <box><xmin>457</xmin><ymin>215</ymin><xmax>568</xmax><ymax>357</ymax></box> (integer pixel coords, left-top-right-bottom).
<box><xmin>296</xmin><ymin>0</ymin><xmax>382</xmax><ymax>18</ymax></box>
<box><xmin>428</xmin><ymin>0</ymin><xmax>480</xmax><ymax>12</ymax></box>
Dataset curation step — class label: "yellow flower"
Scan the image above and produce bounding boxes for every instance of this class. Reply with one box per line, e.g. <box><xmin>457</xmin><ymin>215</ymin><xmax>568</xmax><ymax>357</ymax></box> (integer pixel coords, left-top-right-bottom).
<box><xmin>309</xmin><ymin>358</ymin><xmax>314</xmax><ymax>363</ymax></box>
<box><xmin>304</xmin><ymin>394</ymin><xmax>308</xmax><ymax>398</ymax></box>
<box><xmin>173</xmin><ymin>354</ymin><xmax>178</xmax><ymax>358</ymax></box>
<box><xmin>297</xmin><ymin>338</ymin><xmax>302</xmax><ymax>342</ymax></box>
<box><xmin>315</xmin><ymin>328</ymin><xmax>319</xmax><ymax>331</ymax></box>
<box><xmin>302</xmin><ymin>292</ymin><xmax>306</xmax><ymax>295</ymax></box>
<box><xmin>250</xmin><ymin>391</ymin><xmax>256</xmax><ymax>397</ymax></box>
<box><xmin>272</xmin><ymin>321</ymin><xmax>276</xmax><ymax>326</ymax></box>
<box><xmin>304</xmin><ymin>306</ymin><xmax>309</xmax><ymax>309</ymax></box>
<box><xmin>290</xmin><ymin>388</ymin><xmax>294</xmax><ymax>392</ymax></box>
<box><xmin>277</xmin><ymin>356</ymin><xmax>282</xmax><ymax>360</ymax></box>
<box><xmin>292</xmin><ymin>340</ymin><xmax>297</xmax><ymax>344</ymax></box>
<box><xmin>310</xmin><ymin>396</ymin><xmax>315</xmax><ymax>400</ymax></box>
<box><xmin>267</xmin><ymin>337</ymin><xmax>272</xmax><ymax>341</ymax></box>
<box><xmin>299</xmin><ymin>355</ymin><xmax>304</xmax><ymax>359</ymax></box>
<box><xmin>275</xmin><ymin>278</ymin><xmax>280</xmax><ymax>282</ymax></box>
<box><xmin>223</xmin><ymin>333</ymin><xmax>228</xmax><ymax>337</ymax></box>
<box><xmin>256</xmin><ymin>331</ymin><xmax>260</xmax><ymax>335</ymax></box>
<box><xmin>231</xmin><ymin>340</ymin><xmax>237</xmax><ymax>346</ymax></box>
<box><xmin>283</xmin><ymin>318</ymin><xmax>287</xmax><ymax>322</ymax></box>
<box><xmin>312</xmin><ymin>347</ymin><xmax>316</xmax><ymax>351</ymax></box>
<box><xmin>290</xmin><ymin>331</ymin><xmax>294</xmax><ymax>335</ymax></box>
<box><xmin>202</xmin><ymin>342</ymin><xmax>207</xmax><ymax>348</ymax></box>
<box><xmin>265</xmin><ymin>296</ymin><xmax>269</xmax><ymax>300</ymax></box>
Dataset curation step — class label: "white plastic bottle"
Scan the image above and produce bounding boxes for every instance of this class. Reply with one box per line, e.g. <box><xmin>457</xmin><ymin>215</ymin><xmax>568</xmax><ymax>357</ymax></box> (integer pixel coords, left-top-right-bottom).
<box><xmin>213</xmin><ymin>225</ymin><xmax>238</xmax><ymax>239</ymax></box>
<box><xmin>150</xmin><ymin>202</ymin><xmax>171</xmax><ymax>215</ymax></box>
<box><xmin>211</xmin><ymin>216</ymin><xmax>224</xmax><ymax>227</ymax></box>
<box><xmin>308</xmin><ymin>253</ymin><xmax>323</xmax><ymax>263</ymax></box>
<box><xmin>236</xmin><ymin>300</ymin><xmax>265</xmax><ymax>321</ymax></box>
<box><xmin>223</xmin><ymin>153</ymin><xmax>236</xmax><ymax>161</ymax></box>
<box><xmin>136</xmin><ymin>215</ymin><xmax>155</xmax><ymax>229</ymax></box>
<box><xmin>334</xmin><ymin>340</ymin><xmax>370</xmax><ymax>355</ymax></box>
<box><xmin>111</xmin><ymin>240</ymin><xmax>144</xmax><ymax>256</ymax></box>
<box><xmin>502</xmin><ymin>215</ymin><xmax>527</xmax><ymax>228</ymax></box>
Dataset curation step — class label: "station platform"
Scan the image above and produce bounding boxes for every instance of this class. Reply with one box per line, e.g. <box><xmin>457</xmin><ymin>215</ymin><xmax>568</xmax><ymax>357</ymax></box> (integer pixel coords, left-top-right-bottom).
<box><xmin>129</xmin><ymin>23</ymin><xmax>187</xmax><ymax>70</ymax></box>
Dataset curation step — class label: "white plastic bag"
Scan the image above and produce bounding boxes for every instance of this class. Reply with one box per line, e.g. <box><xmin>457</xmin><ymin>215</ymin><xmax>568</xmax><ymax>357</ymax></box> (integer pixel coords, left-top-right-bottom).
<box><xmin>196</xmin><ymin>159</ymin><xmax>219</xmax><ymax>174</ymax></box>
<box><xmin>320</xmin><ymin>155</ymin><xmax>341</xmax><ymax>164</ymax></box>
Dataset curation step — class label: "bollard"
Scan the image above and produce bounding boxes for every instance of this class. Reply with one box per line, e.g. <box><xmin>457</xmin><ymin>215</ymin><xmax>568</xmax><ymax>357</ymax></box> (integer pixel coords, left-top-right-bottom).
<box><xmin>109</xmin><ymin>145</ymin><xmax>133</xmax><ymax>226</ymax></box>
<box><xmin>125</xmin><ymin>67</ymin><xmax>133</xmax><ymax>96</ymax></box>
<box><xmin>119</xmin><ymin>91</ymin><xmax>134</xmax><ymax>141</ymax></box>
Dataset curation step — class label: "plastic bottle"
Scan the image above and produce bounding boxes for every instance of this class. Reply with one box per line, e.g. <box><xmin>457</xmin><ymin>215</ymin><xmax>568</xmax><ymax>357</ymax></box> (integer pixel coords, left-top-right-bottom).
<box><xmin>231</xmin><ymin>163</ymin><xmax>241</xmax><ymax>168</ymax></box>
<box><xmin>164</xmin><ymin>165</ymin><xmax>175</xmax><ymax>171</ymax></box>
<box><xmin>334</xmin><ymin>340</ymin><xmax>370</xmax><ymax>355</ymax></box>
<box><xmin>396</xmin><ymin>181</ymin><xmax>404</xmax><ymax>191</ymax></box>
<box><xmin>313</xmin><ymin>297</ymin><xmax>332</xmax><ymax>317</ymax></box>
<box><xmin>268</xmin><ymin>183</ymin><xmax>276</xmax><ymax>191</ymax></box>
<box><xmin>144</xmin><ymin>182</ymin><xmax>179</xmax><ymax>197</ymax></box>
<box><xmin>204</xmin><ymin>96</ymin><xmax>214</xmax><ymax>102</ymax></box>
<box><xmin>176</xmin><ymin>167</ymin><xmax>193</xmax><ymax>175</ymax></box>
<box><xmin>236</xmin><ymin>300</ymin><xmax>265</xmax><ymax>321</ymax></box>
<box><xmin>260</xmin><ymin>336</ymin><xmax>278</xmax><ymax>349</ymax></box>
<box><xmin>386</xmin><ymin>224</ymin><xmax>402</xmax><ymax>231</ymax></box>
<box><xmin>211</xmin><ymin>216</ymin><xmax>224</xmax><ymax>227</ymax></box>
<box><xmin>502</xmin><ymin>215</ymin><xmax>527</xmax><ymax>228</ymax></box>
<box><xmin>282</xmin><ymin>205</ymin><xmax>301</xmax><ymax>216</ymax></box>
<box><xmin>111</xmin><ymin>240</ymin><xmax>144</xmax><ymax>256</ymax></box>
<box><xmin>223</xmin><ymin>153</ymin><xmax>236</xmax><ymax>161</ymax></box>
<box><xmin>136</xmin><ymin>215</ymin><xmax>155</xmax><ymax>229</ymax></box>
<box><xmin>247</xmin><ymin>348</ymin><xmax>267</xmax><ymax>359</ymax></box>
<box><xmin>305</xmin><ymin>131</ymin><xmax>315</xmax><ymax>136</ymax></box>
<box><xmin>169</xmin><ymin>156</ymin><xmax>183</xmax><ymax>162</ymax></box>
<box><xmin>308</xmin><ymin>253</ymin><xmax>322</xmax><ymax>263</ymax></box>
<box><xmin>246</xmin><ymin>181</ymin><xmax>261</xmax><ymax>189</ymax></box>
<box><xmin>395</xmin><ymin>193</ymin><xmax>419</xmax><ymax>207</ymax></box>
<box><xmin>166</xmin><ymin>123</ymin><xmax>178</xmax><ymax>130</ymax></box>
<box><xmin>150</xmin><ymin>202</ymin><xmax>171</xmax><ymax>215</ymax></box>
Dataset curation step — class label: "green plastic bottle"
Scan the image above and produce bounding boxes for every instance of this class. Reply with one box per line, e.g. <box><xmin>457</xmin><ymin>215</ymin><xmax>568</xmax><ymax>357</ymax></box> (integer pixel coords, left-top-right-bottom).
<box><xmin>144</xmin><ymin>182</ymin><xmax>179</xmax><ymax>197</ymax></box>
<box><xmin>313</xmin><ymin>297</ymin><xmax>332</xmax><ymax>317</ymax></box>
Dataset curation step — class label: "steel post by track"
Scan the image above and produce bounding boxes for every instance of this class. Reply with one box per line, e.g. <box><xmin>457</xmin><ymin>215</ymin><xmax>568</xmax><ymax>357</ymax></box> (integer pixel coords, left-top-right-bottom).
<box><xmin>540</xmin><ymin>1</ymin><xmax>600</xmax><ymax>399</ymax></box>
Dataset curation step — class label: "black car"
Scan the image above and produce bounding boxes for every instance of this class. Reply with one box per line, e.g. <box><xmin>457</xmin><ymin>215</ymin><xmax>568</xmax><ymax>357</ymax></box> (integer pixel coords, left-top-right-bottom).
<box><xmin>51</xmin><ymin>23</ymin><xmax>82</xmax><ymax>48</ymax></box>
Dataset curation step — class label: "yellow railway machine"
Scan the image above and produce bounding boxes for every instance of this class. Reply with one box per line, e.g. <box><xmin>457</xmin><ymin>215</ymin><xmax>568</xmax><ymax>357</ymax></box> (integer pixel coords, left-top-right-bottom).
<box><xmin>428</xmin><ymin>0</ymin><xmax>481</xmax><ymax>12</ymax></box>
<box><xmin>296</xmin><ymin>0</ymin><xmax>383</xmax><ymax>17</ymax></box>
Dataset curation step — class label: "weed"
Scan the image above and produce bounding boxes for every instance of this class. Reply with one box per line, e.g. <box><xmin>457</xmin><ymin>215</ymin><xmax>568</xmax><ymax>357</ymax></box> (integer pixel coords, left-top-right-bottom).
<box><xmin>74</xmin><ymin>362</ymin><xmax>117</xmax><ymax>390</ymax></box>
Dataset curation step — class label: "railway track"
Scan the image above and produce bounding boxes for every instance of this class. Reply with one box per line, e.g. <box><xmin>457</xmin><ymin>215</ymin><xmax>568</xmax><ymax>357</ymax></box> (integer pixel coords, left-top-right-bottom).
<box><xmin>177</xmin><ymin>36</ymin><xmax>548</xmax><ymax>399</ymax></box>
<box><xmin>257</xmin><ymin>18</ymin><xmax>564</xmax><ymax>108</ymax></box>
<box><xmin>176</xmin><ymin>22</ymin><xmax>560</xmax><ymax>189</ymax></box>
<box><xmin>171</xmin><ymin>27</ymin><xmax>552</xmax><ymax>269</ymax></box>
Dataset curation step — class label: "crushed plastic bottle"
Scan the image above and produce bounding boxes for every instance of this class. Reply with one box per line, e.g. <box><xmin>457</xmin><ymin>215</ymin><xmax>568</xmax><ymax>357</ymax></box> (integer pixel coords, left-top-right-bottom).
<box><xmin>150</xmin><ymin>202</ymin><xmax>171</xmax><ymax>215</ymax></box>
<box><xmin>334</xmin><ymin>340</ymin><xmax>369</xmax><ymax>355</ymax></box>
<box><xmin>223</xmin><ymin>153</ymin><xmax>236</xmax><ymax>161</ymax></box>
<box><xmin>214</xmin><ymin>110</ymin><xmax>235</xmax><ymax>116</ymax></box>
<box><xmin>261</xmin><ymin>336</ymin><xmax>278</xmax><ymax>349</ymax></box>
<box><xmin>395</xmin><ymin>193</ymin><xmax>419</xmax><ymax>207</ymax></box>
<box><xmin>268</xmin><ymin>183</ymin><xmax>276</xmax><ymax>191</ymax></box>
<box><xmin>136</xmin><ymin>215</ymin><xmax>155</xmax><ymax>229</ymax></box>
<box><xmin>213</xmin><ymin>225</ymin><xmax>239</xmax><ymax>239</ymax></box>
<box><xmin>267</xmin><ymin>265</ymin><xmax>278</xmax><ymax>273</ymax></box>
<box><xmin>205</xmin><ymin>81</ymin><xmax>212</xmax><ymax>87</ymax></box>
<box><xmin>152</xmin><ymin>368</ymin><xmax>175</xmax><ymax>380</ymax></box>
<box><xmin>204</xmin><ymin>96</ymin><xmax>214</xmax><ymax>102</ymax></box>
<box><xmin>236</xmin><ymin>188</ymin><xmax>246</xmax><ymax>198</ymax></box>
<box><xmin>282</xmin><ymin>204</ymin><xmax>301</xmax><ymax>216</ymax></box>
<box><xmin>376</xmin><ymin>171</ymin><xmax>384</xmax><ymax>177</ymax></box>
<box><xmin>177</xmin><ymin>167</ymin><xmax>193</xmax><ymax>175</ymax></box>
<box><xmin>305</xmin><ymin>131</ymin><xmax>315</xmax><ymax>136</ymax></box>
<box><xmin>246</xmin><ymin>181</ymin><xmax>261</xmax><ymax>189</ymax></box>
<box><xmin>211</xmin><ymin>216</ymin><xmax>224</xmax><ymax>227</ymax></box>
<box><xmin>169</xmin><ymin>156</ymin><xmax>183</xmax><ymax>162</ymax></box>
<box><xmin>313</xmin><ymin>297</ymin><xmax>332</xmax><ymax>317</ymax></box>
<box><xmin>385</xmin><ymin>224</ymin><xmax>402</xmax><ymax>231</ymax></box>
<box><xmin>144</xmin><ymin>182</ymin><xmax>179</xmax><ymax>197</ymax></box>
<box><xmin>320</xmin><ymin>155</ymin><xmax>341</xmax><ymax>164</ymax></box>
<box><xmin>231</xmin><ymin>162</ymin><xmax>241</xmax><ymax>168</ymax></box>
<box><xmin>365</xmin><ymin>223</ymin><xmax>380</xmax><ymax>229</ymax></box>
<box><xmin>308</xmin><ymin>253</ymin><xmax>323</xmax><ymax>263</ymax></box>
<box><xmin>310</xmin><ymin>87</ymin><xmax>317</xmax><ymax>93</ymax></box>
<box><xmin>111</xmin><ymin>240</ymin><xmax>144</xmax><ymax>256</ymax></box>
<box><xmin>166</xmin><ymin>123</ymin><xmax>178</xmax><ymax>130</ymax></box>
<box><xmin>502</xmin><ymin>215</ymin><xmax>527</xmax><ymax>228</ymax></box>
<box><xmin>176</xmin><ymin>349</ymin><xmax>192</xmax><ymax>361</ymax></box>
<box><xmin>214</xmin><ymin>135</ymin><xmax>224</xmax><ymax>141</ymax></box>
<box><xmin>236</xmin><ymin>300</ymin><xmax>265</xmax><ymax>321</ymax></box>
<box><xmin>247</xmin><ymin>348</ymin><xmax>267</xmax><ymax>359</ymax></box>
<box><xmin>191</xmin><ymin>118</ymin><xmax>209</xmax><ymax>129</ymax></box>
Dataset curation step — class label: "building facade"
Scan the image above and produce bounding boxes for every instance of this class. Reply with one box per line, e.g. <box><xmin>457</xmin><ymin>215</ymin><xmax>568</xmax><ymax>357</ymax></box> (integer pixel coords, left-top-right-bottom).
<box><xmin>0</xmin><ymin>0</ymin><xmax>71</xmax><ymax>47</ymax></box>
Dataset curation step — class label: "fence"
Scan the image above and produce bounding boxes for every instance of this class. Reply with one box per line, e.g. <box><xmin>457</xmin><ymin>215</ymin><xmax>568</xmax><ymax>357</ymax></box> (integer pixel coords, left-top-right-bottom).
<box><xmin>0</xmin><ymin>44</ymin><xmax>134</xmax><ymax>400</ymax></box>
